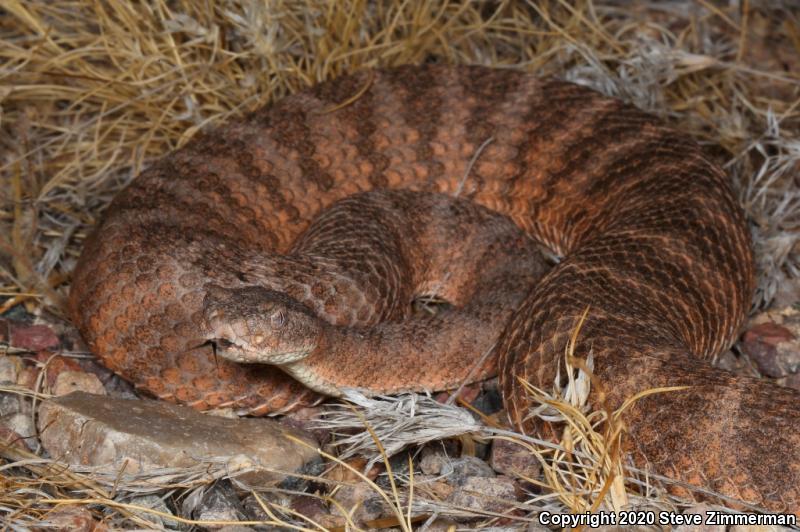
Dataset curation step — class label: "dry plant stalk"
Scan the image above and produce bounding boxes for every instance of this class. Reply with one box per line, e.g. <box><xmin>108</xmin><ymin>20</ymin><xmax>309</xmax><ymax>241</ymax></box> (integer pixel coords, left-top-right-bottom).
<box><xmin>517</xmin><ymin>317</ymin><xmax>683</xmax><ymax>515</ymax></box>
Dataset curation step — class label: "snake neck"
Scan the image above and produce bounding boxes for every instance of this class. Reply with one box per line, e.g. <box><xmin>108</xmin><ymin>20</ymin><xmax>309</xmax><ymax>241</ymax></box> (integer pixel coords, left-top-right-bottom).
<box><xmin>279</xmin><ymin>309</ymin><xmax>502</xmax><ymax>397</ymax></box>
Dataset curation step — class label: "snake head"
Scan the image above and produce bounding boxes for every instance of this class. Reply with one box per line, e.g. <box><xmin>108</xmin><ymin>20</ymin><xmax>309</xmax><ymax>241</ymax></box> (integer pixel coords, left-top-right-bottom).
<box><xmin>202</xmin><ymin>285</ymin><xmax>322</xmax><ymax>366</ymax></box>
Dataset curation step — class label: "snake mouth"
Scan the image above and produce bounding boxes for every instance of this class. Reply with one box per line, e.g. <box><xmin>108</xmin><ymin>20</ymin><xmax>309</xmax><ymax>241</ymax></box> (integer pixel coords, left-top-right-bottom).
<box><xmin>210</xmin><ymin>337</ymin><xmax>313</xmax><ymax>366</ymax></box>
<box><xmin>209</xmin><ymin>337</ymin><xmax>250</xmax><ymax>363</ymax></box>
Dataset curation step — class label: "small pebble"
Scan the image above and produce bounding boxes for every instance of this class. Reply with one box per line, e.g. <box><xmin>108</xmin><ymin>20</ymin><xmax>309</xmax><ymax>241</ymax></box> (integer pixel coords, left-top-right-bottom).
<box><xmin>0</xmin><ymin>355</ymin><xmax>22</xmax><ymax>383</ymax></box>
<box><xmin>0</xmin><ymin>425</ymin><xmax>29</xmax><ymax>450</ymax></box>
<box><xmin>443</xmin><ymin>455</ymin><xmax>495</xmax><ymax>483</ymax></box>
<box><xmin>419</xmin><ymin>445</ymin><xmax>451</xmax><ymax>475</ymax></box>
<box><xmin>741</xmin><ymin>321</ymin><xmax>799</xmax><ymax>378</ymax></box>
<box><xmin>42</xmin><ymin>505</ymin><xmax>97</xmax><ymax>532</ymax></box>
<box><xmin>10</xmin><ymin>323</ymin><xmax>60</xmax><ymax>351</ymax></box>
<box><xmin>52</xmin><ymin>370</ymin><xmax>106</xmax><ymax>396</ymax></box>
<box><xmin>128</xmin><ymin>494</ymin><xmax>182</xmax><ymax>530</ymax></box>
<box><xmin>0</xmin><ymin>392</ymin><xmax>25</xmax><ymax>417</ymax></box>
<box><xmin>289</xmin><ymin>494</ymin><xmax>340</xmax><ymax>529</ymax></box>
<box><xmin>1</xmin><ymin>412</ymin><xmax>35</xmax><ymax>450</ymax></box>
<box><xmin>331</xmin><ymin>482</ymin><xmax>389</xmax><ymax>525</ymax></box>
<box><xmin>489</xmin><ymin>438</ymin><xmax>541</xmax><ymax>480</ymax></box>
<box><xmin>192</xmin><ymin>480</ymin><xmax>247</xmax><ymax>528</ymax></box>
<box><xmin>447</xmin><ymin>475</ymin><xmax>520</xmax><ymax>515</ymax></box>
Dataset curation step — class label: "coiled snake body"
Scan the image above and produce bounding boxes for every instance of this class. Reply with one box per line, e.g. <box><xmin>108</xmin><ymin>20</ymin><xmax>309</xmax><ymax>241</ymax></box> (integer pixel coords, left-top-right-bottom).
<box><xmin>70</xmin><ymin>65</ymin><xmax>800</xmax><ymax>513</ymax></box>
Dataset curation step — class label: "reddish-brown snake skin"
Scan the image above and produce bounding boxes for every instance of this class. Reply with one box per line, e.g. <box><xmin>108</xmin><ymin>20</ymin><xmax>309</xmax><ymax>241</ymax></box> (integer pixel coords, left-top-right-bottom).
<box><xmin>69</xmin><ymin>65</ymin><xmax>800</xmax><ymax>513</ymax></box>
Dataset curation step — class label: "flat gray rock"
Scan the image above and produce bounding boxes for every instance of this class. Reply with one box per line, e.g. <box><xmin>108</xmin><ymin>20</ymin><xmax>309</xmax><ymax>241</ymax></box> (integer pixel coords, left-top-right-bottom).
<box><xmin>38</xmin><ymin>391</ymin><xmax>319</xmax><ymax>485</ymax></box>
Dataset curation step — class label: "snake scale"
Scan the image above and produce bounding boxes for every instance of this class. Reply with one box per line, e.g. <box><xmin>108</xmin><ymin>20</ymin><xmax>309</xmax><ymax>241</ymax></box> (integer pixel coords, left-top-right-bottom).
<box><xmin>69</xmin><ymin>65</ymin><xmax>800</xmax><ymax>513</ymax></box>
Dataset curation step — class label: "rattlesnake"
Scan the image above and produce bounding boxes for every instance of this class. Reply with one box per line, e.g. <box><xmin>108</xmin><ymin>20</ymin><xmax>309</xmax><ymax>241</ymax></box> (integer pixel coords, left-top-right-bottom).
<box><xmin>69</xmin><ymin>64</ymin><xmax>800</xmax><ymax>513</ymax></box>
<box><xmin>201</xmin><ymin>189</ymin><xmax>549</xmax><ymax>396</ymax></box>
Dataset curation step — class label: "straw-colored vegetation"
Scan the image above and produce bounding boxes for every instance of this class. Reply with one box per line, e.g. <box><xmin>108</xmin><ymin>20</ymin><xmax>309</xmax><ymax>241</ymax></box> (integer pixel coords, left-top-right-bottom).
<box><xmin>1</xmin><ymin>0</ymin><xmax>799</xmax><ymax>529</ymax></box>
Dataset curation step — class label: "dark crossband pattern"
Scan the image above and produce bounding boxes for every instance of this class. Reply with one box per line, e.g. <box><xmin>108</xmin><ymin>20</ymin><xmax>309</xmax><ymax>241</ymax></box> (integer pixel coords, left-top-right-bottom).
<box><xmin>70</xmin><ymin>65</ymin><xmax>800</xmax><ymax>513</ymax></box>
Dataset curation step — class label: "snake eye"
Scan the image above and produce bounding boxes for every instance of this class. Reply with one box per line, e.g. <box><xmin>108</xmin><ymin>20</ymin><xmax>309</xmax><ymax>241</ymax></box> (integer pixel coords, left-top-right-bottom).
<box><xmin>271</xmin><ymin>310</ymin><xmax>286</xmax><ymax>328</ymax></box>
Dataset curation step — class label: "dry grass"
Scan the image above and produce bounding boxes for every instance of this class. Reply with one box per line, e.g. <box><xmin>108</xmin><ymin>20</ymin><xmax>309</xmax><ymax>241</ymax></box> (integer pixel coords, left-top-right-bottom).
<box><xmin>2</xmin><ymin>0</ymin><xmax>800</xmax><ymax>529</ymax></box>
<box><xmin>2</xmin><ymin>1</ymin><xmax>799</xmax><ymax>312</ymax></box>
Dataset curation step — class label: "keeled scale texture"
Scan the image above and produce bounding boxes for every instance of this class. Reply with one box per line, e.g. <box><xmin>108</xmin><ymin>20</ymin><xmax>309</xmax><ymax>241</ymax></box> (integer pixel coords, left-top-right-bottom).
<box><xmin>200</xmin><ymin>189</ymin><xmax>549</xmax><ymax>395</ymax></box>
<box><xmin>69</xmin><ymin>65</ymin><xmax>800</xmax><ymax>513</ymax></box>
